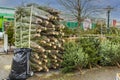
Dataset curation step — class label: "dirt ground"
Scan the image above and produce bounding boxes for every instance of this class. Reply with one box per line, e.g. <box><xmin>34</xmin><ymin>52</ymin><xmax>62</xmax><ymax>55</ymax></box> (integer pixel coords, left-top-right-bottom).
<box><xmin>0</xmin><ymin>54</ymin><xmax>120</xmax><ymax>80</ymax></box>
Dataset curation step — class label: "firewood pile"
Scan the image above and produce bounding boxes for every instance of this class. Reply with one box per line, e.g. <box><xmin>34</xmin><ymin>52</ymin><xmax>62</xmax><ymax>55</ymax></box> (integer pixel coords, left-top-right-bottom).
<box><xmin>15</xmin><ymin>6</ymin><xmax>65</xmax><ymax>72</ymax></box>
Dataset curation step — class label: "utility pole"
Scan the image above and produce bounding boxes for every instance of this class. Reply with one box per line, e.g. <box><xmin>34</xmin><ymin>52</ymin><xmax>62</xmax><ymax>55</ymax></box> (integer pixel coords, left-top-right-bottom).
<box><xmin>104</xmin><ymin>6</ymin><xmax>113</xmax><ymax>33</ymax></box>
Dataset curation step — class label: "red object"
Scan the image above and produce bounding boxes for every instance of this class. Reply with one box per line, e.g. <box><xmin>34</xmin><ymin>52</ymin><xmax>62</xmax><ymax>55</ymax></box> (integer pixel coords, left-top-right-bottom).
<box><xmin>113</xmin><ymin>20</ymin><xmax>116</xmax><ymax>27</ymax></box>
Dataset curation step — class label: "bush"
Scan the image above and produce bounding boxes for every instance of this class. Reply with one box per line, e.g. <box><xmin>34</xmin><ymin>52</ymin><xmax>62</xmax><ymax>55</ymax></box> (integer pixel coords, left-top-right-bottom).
<box><xmin>100</xmin><ymin>39</ymin><xmax>120</xmax><ymax>67</ymax></box>
<box><xmin>6</xmin><ymin>23</ymin><xmax>15</xmax><ymax>47</ymax></box>
<box><xmin>62</xmin><ymin>36</ymin><xmax>120</xmax><ymax>73</ymax></box>
<box><xmin>62</xmin><ymin>41</ymin><xmax>88</xmax><ymax>73</ymax></box>
<box><xmin>77</xmin><ymin>37</ymin><xmax>101</xmax><ymax>68</ymax></box>
<box><xmin>100</xmin><ymin>40</ymin><xmax>113</xmax><ymax>66</ymax></box>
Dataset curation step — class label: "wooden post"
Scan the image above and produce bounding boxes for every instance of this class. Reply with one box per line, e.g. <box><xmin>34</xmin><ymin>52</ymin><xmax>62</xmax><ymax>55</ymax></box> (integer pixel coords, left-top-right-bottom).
<box><xmin>29</xmin><ymin>6</ymin><xmax>33</xmax><ymax>48</ymax></box>
<box><xmin>20</xmin><ymin>16</ymin><xmax>23</xmax><ymax>48</ymax></box>
<box><xmin>14</xmin><ymin>14</ymin><xmax>16</xmax><ymax>47</ymax></box>
<box><xmin>4</xmin><ymin>34</ymin><xmax>8</xmax><ymax>52</ymax></box>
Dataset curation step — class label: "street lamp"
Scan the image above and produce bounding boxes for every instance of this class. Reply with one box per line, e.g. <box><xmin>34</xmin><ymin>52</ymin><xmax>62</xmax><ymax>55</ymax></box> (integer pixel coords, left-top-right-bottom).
<box><xmin>104</xmin><ymin>5</ymin><xmax>113</xmax><ymax>33</ymax></box>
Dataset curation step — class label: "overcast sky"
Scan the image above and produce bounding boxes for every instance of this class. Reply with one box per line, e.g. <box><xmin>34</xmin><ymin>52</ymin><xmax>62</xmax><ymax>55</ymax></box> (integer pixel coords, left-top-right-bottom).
<box><xmin>1</xmin><ymin>0</ymin><xmax>120</xmax><ymax>21</ymax></box>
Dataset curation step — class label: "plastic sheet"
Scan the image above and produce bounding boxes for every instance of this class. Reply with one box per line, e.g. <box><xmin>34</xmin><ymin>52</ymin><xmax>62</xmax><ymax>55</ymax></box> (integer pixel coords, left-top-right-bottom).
<box><xmin>8</xmin><ymin>48</ymin><xmax>32</xmax><ymax>80</ymax></box>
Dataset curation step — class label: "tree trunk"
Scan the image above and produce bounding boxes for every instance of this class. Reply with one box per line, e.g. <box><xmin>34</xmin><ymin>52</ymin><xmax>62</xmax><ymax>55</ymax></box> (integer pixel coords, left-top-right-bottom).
<box><xmin>89</xmin><ymin>63</ymin><xmax>92</xmax><ymax>70</ymax></box>
<box><xmin>77</xmin><ymin>66</ymin><xmax>83</xmax><ymax>74</ymax></box>
<box><xmin>95</xmin><ymin>64</ymin><xmax>102</xmax><ymax>68</ymax></box>
<box><xmin>116</xmin><ymin>62</ymin><xmax>120</xmax><ymax>68</ymax></box>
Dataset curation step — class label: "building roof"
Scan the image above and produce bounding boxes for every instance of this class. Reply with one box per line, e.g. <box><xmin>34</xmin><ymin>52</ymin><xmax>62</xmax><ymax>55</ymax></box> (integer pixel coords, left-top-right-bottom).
<box><xmin>0</xmin><ymin>7</ymin><xmax>15</xmax><ymax>10</ymax></box>
<box><xmin>0</xmin><ymin>7</ymin><xmax>15</xmax><ymax>17</ymax></box>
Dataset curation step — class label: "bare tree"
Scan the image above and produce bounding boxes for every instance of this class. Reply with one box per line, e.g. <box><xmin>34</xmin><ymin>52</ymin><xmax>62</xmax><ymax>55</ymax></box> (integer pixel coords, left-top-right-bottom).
<box><xmin>57</xmin><ymin>0</ymin><xmax>99</xmax><ymax>27</ymax></box>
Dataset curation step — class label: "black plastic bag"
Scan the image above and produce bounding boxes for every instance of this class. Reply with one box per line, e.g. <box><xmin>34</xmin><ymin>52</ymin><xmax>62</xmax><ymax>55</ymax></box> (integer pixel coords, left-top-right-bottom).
<box><xmin>8</xmin><ymin>48</ymin><xmax>32</xmax><ymax>80</ymax></box>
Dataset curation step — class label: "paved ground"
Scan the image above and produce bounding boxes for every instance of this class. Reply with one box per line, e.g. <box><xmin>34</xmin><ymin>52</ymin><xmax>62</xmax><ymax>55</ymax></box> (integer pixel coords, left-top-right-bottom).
<box><xmin>0</xmin><ymin>54</ymin><xmax>120</xmax><ymax>80</ymax></box>
<box><xmin>0</xmin><ymin>54</ymin><xmax>13</xmax><ymax>80</ymax></box>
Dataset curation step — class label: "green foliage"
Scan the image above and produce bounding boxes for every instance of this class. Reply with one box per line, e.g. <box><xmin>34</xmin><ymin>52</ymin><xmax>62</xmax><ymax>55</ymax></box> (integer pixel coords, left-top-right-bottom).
<box><xmin>79</xmin><ymin>29</ymin><xmax>95</xmax><ymax>35</ymax></box>
<box><xmin>93</xmin><ymin>26</ymin><xmax>120</xmax><ymax>35</ymax></box>
<box><xmin>16</xmin><ymin>6</ymin><xmax>30</xmax><ymax>21</ymax></box>
<box><xmin>63</xmin><ymin>27</ymin><xmax>76</xmax><ymax>37</ymax></box>
<box><xmin>109</xmin><ymin>27</ymin><xmax>120</xmax><ymax>35</ymax></box>
<box><xmin>107</xmin><ymin>36</ymin><xmax>120</xmax><ymax>44</ymax></box>
<box><xmin>79</xmin><ymin>25</ymin><xmax>120</xmax><ymax>35</ymax></box>
<box><xmin>6</xmin><ymin>23</ymin><xmax>15</xmax><ymax>46</ymax></box>
<box><xmin>94</xmin><ymin>26</ymin><xmax>107</xmax><ymax>34</ymax></box>
<box><xmin>77</xmin><ymin>37</ymin><xmax>101</xmax><ymax>67</ymax></box>
<box><xmin>62</xmin><ymin>41</ymin><xmax>88</xmax><ymax>73</ymax></box>
<box><xmin>100</xmin><ymin>40</ymin><xmax>112</xmax><ymax>66</ymax></box>
<box><xmin>62</xmin><ymin>36</ymin><xmax>120</xmax><ymax>72</ymax></box>
<box><xmin>100</xmin><ymin>39</ymin><xmax>120</xmax><ymax>66</ymax></box>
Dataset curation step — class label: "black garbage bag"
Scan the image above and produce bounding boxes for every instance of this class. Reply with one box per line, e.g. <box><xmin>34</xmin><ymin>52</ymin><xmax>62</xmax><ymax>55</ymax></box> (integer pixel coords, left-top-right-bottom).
<box><xmin>8</xmin><ymin>48</ymin><xmax>32</xmax><ymax>80</ymax></box>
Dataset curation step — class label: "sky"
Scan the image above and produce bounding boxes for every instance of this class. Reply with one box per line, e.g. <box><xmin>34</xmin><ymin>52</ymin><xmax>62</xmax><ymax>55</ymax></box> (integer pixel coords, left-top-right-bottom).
<box><xmin>1</xmin><ymin>0</ymin><xmax>120</xmax><ymax>21</ymax></box>
<box><xmin>0</xmin><ymin>0</ymin><xmax>60</xmax><ymax>9</ymax></box>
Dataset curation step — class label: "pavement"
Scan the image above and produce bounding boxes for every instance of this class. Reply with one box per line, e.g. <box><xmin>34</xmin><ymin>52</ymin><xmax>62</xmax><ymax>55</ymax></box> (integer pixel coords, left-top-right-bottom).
<box><xmin>0</xmin><ymin>54</ymin><xmax>13</xmax><ymax>80</ymax></box>
<box><xmin>0</xmin><ymin>54</ymin><xmax>120</xmax><ymax>80</ymax></box>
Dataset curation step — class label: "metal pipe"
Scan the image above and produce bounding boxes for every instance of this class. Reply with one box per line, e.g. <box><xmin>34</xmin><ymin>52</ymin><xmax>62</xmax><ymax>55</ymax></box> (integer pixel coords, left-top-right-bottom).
<box><xmin>107</xmin><ymin>10</ymin><xmax>110</xmax><ymax>33</ymax></box>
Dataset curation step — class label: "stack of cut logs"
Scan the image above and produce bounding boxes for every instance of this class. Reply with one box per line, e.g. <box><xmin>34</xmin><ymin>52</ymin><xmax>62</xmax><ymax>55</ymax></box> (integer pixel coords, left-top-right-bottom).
<box><xmin>15</xmin><ymin>6</ymin><xmax>65</xmax><ymax>72</ymax></box>
<box><xmin>30</xmin><ymin>7</ymin><xmax>65</xmax><ymax>72</ymax></box>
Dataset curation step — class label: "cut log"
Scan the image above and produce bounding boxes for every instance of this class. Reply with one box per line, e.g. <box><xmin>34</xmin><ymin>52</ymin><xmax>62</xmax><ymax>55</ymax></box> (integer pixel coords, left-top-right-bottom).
<box><xmin>37</xmin><ymin>26</ymin><xmax>47</xmax><ymax>31</ymax></box>
<box><xmin>49</xmin><ymin>54</ymin><xmax>57</xmax><ymax>59</ymax></box>
<box><xmin>56</xmin><ymin>58</ymin><xmax>63</xmax><ymax>62</ymax></box>
<box><xmin>52</xmin><ymin>65</ymin><xmax>57</xmax><ymax>69</ymax></box>
<box><xmin>50</xmin><ymin>42</ymin><xmax>55</xmax><ymax>45</ymax></box>
<box><xmin>38</xmin><ymin>41</ymin><xmax>52</xmax><ymax>47</ymax></box>
<box><xmin>41</xmin><ymin>31</ymin><xmax>59</xmax><ymax>36</ymax></box>
<box><xmin>34</xmin><ymin>14</ymin><xmax>49</xmax><ymax>21</ymax></box>
<box><xmin>52</xmin><ymin>63</ymin><xmax>59</xmax><ymax>67</ymax></box>
<box><xmin>57</xmin><ymin>47</ymin><xmax>64</xmax><ymax>51</ymax></box>
<box><xmin>36</xmin><ymin>18</ymin><xmax>42</xmax><ymax>23</ymax></box>
<box><xmin>49</xmin><ymin>16</ymin><xmax>57</xmax><ymax>20</ymax></box>
<box><xmin>46</xmin><ymin>28</ymin><xmax>55</xmax><ymax>31</ymax></box>
<box><xmin>51</xmin><ymin>53</ymin><xmax>62</xmax><ymax>59</ymax></box>
<box><xmin>46</xmin><ymin>22</ymin><xmax>55</xmax><ymax>28</ymax></box>
<box><xmin>15</xmin><ymin>6</ymin><xmax>65</xmax><ymax>72</ymax></box>
<box><xmin>51</xmin><ymin>50</ymin><xmax>59</xmax><ymax>54</ymax></box>
<box><xmin>40</xmin><ymin>54</ymin><xmax>48</xmax><ymax>59</ymax></box>
<box><xmin>59</xmin><ymin>32</ymin><xmax>65</xmax><ymax>36</ymax></box>
<box><xmin>49</xmin><ymin>37</ymin><xmax>58</xmax><ymax>42</ymax></box>
<box><xmin>30</xmin><ymin>62</ymin><xmax>43</xmax><ymax>71</ymax></box>
<box><xmin>45</xmin><ymin>50</ymin><xmax>51</xmax><ymax>53</ymax></box>
<box><xmin>39</xmin><ymin>40</ymin><xmax>46</xmax><ymax>44</ymax></box>
<box><xmin>36</xmin><ymin>29</ymin><xmax>42</xmax><ymax>33</ymax></box>
<box><xmin>42</xmin><ymin>65</ymin><xmax>49</xmax><ymax>72</ymax></box>
<box><xmin>43</xmin><ymin>59</ymin><xmax>48</xmax><ymax>63</ymax></box>
<box><xmin>30</xmin><ymin>57</ymin><xmax>42</xmax><ymax>65</ymax></box>
<box><xmin>37</xmin><ymin>25</ymin><xmax>55</xmax><ymax>31</ymax></box>
<box><xmin>51</xmin><ymin>59</ymin><xmax>58</xmax><ymax>63</ymax></box>
<box><xmin>54</xmin><ymin>25</ymin><xmax>65</xmax><ymax>29</ymax></box>
<box><xmin>31</xmin><ymin>53</ymin><xmax>39</xmax><ymax>59</ymax></box>
<box><xmin>33</xmin><ymin>34</ymin><xmax>41</xmax><ymax>38</ymax></box>
<box><xmin>39</xmin><ymin>36</ymin><xmax>51</xmax><ymax>42</ymax></box>
<box><xmin>31</xmin><ymin>42</ymin><xmax>45</xmax><ymax>53</ymax></box>
<box><xmin>52</xmin><ymin>45</ymin><xmax>57</xmax><ymax>49</ymax></box>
